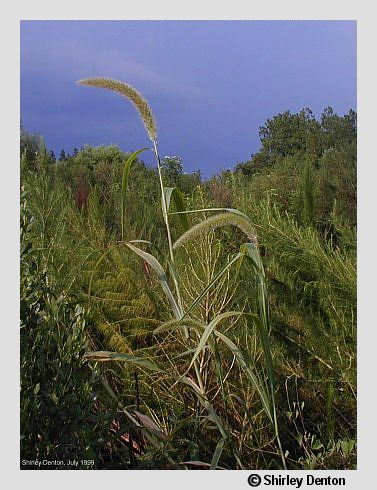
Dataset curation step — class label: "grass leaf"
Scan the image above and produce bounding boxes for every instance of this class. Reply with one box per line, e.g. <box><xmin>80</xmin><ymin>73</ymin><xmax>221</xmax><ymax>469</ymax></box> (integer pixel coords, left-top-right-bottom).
<box><xmin>164</xmin><ymin>187</ymin><xmax>190</xmax><ymax>231</ymax></box>
<box><xmin>187</xmin><ymin>311</ymin><xmax>242</xmax><ymax>371</ymax></box>
<box><xmin>121</xmin><ymin>148</ymin><xmax>150</xmax><ymax>239</ymax></box>
<box><xmin>126</xmin><ymin>242</ymin><xmax>181</xmax><ymax>319</ymax></box>
<box><xmin>84</xmin><ymin>351</ymin><xmax>162</xmax><ymax>371</ymax></box>
<box><xmin>214</xmin><ymin>330</ymin><xmax>273</xmax><ymax>423</ymax></box>
<box><xmin>211</xmin><ymin>437</ymin><xmax>227</xmax><ymax>469</ymax></box>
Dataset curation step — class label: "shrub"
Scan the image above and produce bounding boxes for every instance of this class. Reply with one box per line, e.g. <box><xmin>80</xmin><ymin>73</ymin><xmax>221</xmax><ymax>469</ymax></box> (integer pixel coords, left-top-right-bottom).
<box><xmin>20</xmin><ymin>190</ymin><xmax>104</xmax><ymax>466</ymax></box>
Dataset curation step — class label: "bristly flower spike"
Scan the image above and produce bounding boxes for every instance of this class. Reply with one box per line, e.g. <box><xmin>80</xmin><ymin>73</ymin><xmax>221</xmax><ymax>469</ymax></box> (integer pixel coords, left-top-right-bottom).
<box><xmin>77</xmin><ymin>77</ymin><xmax>158</xmax><ymax>142</ymax></box>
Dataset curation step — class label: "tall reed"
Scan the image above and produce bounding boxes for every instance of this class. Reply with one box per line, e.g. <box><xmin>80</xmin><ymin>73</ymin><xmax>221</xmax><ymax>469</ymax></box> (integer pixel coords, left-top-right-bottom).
<box><xmin>78</xmin><ymin>78</ymin><xmax>286</xmax><ymax>469</ymax></box>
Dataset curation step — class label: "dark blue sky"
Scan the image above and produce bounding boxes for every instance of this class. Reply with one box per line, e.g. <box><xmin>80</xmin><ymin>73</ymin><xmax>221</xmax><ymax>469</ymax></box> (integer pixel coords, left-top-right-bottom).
<box><xmin>20</xmin><ymin>20</ymin><xmax>356</xmax><ymax>177</ymax></box>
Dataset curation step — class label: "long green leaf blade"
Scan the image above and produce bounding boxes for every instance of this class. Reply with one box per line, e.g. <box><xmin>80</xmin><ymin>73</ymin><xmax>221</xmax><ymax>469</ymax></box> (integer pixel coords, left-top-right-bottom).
<box><xmin>214</xmin><ymin>330</ymin><xmax>273</xmax><ymax>423</ymax></box>
<box><xmin>173</xmin><ymin>213</ymin><xmax>256</xmax><ymax>250</ymax></box>
<box><xmin>178</xmin><ymin>376</ymin><xmax>228</xmax><ymax>439</ymax></box>
<box><xmin>154</xmin><ymin>317</ymin><xmax>205</xmax><ymax>335</ymax></box>
<box><xmin>241</xmin><ymin>242</ymin><xmax>275</xmax><ymax>390</ymax></box>
<box><xmin>126</xmin><ymin>242</ymin><xmax>181</xmax><ymax>318</ymax></box>
<box><xmin>84</xmin><ymin>351</ymin><xmax>162</xmax><ymax>371</ymax></box>
<box><xmin>187</xmin><ymin>311</ymin><xmax>242</xmax><ymax>371</ymax></box>
<box><xmin>211</xmin><ymin>437</ymin><xmax>227</xmax><ymax>470</ymax></box>
<box><xmin>164</xmin><ymin>187</ymin><xmax>190</xmax><ymax>231</ymax></box>
<box><xmin>121</xmin><ymin>148</ymin><xmax>150</xmax><ymax>239</ymax></box>
<box><xmin>168</xmin><ymin>207</ymin><xmax>254</xmax><ymax>223</ymax></box>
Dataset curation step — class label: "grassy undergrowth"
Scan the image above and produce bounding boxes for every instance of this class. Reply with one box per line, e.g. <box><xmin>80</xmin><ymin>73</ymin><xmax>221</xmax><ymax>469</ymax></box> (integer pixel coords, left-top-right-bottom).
<box><xmin>20</xmin><ymin>81</ymin><xmax>356</xmax><ymax>470</ymax></box>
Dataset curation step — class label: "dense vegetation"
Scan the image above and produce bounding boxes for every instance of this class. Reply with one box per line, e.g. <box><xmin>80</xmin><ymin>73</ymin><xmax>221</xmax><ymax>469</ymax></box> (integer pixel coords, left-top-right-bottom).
<box><xmin>20</xmin><ymin>93</ymin><xmax>356</xmax><ymax>470</ymax></box>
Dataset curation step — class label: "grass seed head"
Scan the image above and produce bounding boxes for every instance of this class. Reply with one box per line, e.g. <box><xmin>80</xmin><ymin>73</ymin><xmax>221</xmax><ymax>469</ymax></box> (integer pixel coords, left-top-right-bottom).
<box><xmin>173</xmin><ymin>212</ymin><xmax>258</xmax><ymax>250</ymax></box>
<box><xmin>77</xmin><ymin>77</ymin><xmax>158</xmax><ymax>142</ymax></box>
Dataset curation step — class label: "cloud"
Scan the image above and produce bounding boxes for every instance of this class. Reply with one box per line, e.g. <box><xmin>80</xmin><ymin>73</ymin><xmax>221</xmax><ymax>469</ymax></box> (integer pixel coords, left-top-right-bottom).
<box><xmin>22</xmin><ymin>37</ymin><xmax>208</xmax><ymax>100</ymax></box>
<box><xmin>80</xmin><ymin>53</ymin><xmax>207</xmax><ymax>98</ymax></box>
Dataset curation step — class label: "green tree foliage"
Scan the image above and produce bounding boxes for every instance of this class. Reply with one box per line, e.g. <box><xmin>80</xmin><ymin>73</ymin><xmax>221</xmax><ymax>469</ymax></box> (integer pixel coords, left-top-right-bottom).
<box><xmin>321</xmin><ymin>107</ymin><xmax>357</xmax><ymax>154</ymax></box>
<box><xmin>257</xmin><ymin>108</ymin><xmax>322</xmax><ymax>161</ymax></box>
<box><xmin>233</xmin><ymin>107</ymin><xmax>356</xmax><ymax>234</ymax></box>
<box><xmin>20</xmin><ymin>124</ymin><xmax>58</xmax><ymax>174</ymax></box>
<box><xmin>237</xmin><ymin>107</ymin><xmax>356</xmax><ymax>179</ymax></box>
<box><xmin>73</xmin><ymin>144</ymin><xmax>125</xmax><ymax>169</ymax></box>
<box><xmin>20</xmin><ymin>123</ymin><xmax>43</xmax><ymax>172</ymax></box>
<box><xmin>59</xmin><ymin>149</ymin><xmax>67</xmax><ymax>161</ymax></box>
<box><xmin>161</xmin><ymin>155</ymin><xmax>183</xmax><ymax>185</ymax></box>
<box><xmin>160</xmin><ymin>155</ymin><xmax>201</xmax><ymax>194</ymax></box>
